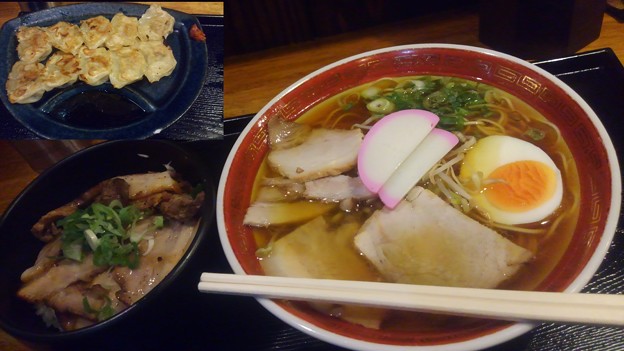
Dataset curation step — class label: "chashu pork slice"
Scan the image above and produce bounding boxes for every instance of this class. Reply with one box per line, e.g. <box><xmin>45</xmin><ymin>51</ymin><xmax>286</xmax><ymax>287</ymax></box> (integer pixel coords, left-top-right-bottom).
<box><xmin>30</xmin><ymin>170</ymin><xmax>181</xmax><ymax>242</ymax></box>
<box><xmin>267</xmin><ymin>128</ymin><xmax>363</xmax><ymax>182</ymax></box>
<box><xmin>252</xmin><ymin>175</ymin><xmax>374</xmax><ymax>204</ymax></box>
<box><xmin>20</xmin><ymin>238</ymin><xmax>62</xmax><ymax>283</ymax></box>
<box><xmin>17</xmin><ymin>254</ymin><xmax>107</xmax><ymax>303</ymax></box>
<box><xmin>113</xmin><ymin>218</ymin><xmax>197</xmax><ymax>305</ymax></box>
<box><xmin>261</xmin><ymin>216</ymin><xmax>387</xmax><ymax>329</ymax></box>
<box><xmin>304</xmin><ymin>175</ymin><xmax>375</xmax><ymax>202</ymax></box>
<box><xmin>116</xmin><ymin>170</ymin><xmax>181</xmax><ymax>200</ymax></box>
<box><xmin>354</xmin><ymin>187</ymin><xmax>533</xmax><ymax>289</ymax></box>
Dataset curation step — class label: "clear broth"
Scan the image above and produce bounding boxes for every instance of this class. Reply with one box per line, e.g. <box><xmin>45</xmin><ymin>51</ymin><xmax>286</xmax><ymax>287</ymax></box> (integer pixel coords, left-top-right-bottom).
<box><xmin>251</xmin><ymin>76</ymin><xmax>580</xmax><ymax>330</ymax></box>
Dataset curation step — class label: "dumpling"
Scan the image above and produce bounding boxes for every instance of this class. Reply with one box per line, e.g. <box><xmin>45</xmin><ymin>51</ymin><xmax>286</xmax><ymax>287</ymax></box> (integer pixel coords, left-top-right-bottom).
<box><xmin>78</xmin><ymin>46</ymin><xmax>112</xmax><ymax>86</ymax></box>
<box><xmin>42</xmin><ymin>52</ymin><xmax>82</xmax><ymax>90</ymax></box>
<box><xmin>139</xmin><ymin>41</ymin><xmax>176</xmax><ymax>83</ymax></box>
<box><xmin>109</xmin><ymin>47</ymin><xmax>146</xmax><ymax>89</ymax></box>
<box><xmin>138</xmin><ymin>5</ymin><xmax>175</xmax><ymax>41</ymax></box>
<box><xmin>80</xmin><ymin>15</ymin><xmax>112</xmax><ymax>49</ymax></box>
<box><xmin>16</xmin><ymin>26</ymin><xmax>52</xmax><ymax>63</ymax></box>
<box><xmin>5</xmin><ymin>61</ymin><xmax>46</xmax><ymax>104</ymax></box>
<box><xmin>106</xmin><ymin>13</ymin><xmax>139</xmax><ymax>49</ymax></box>
<box><xmin>6</xmin><ymin>6</ymin><xmax>180</xmax><ymax>105</ymax></box>
<box><xmin>46</xmin><ymin>21</ymin><xmax>84</xmax><ymax>55</ymax></box>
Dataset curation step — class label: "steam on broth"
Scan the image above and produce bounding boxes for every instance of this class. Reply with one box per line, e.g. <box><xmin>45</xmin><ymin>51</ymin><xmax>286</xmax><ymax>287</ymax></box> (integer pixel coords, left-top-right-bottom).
<box><xmin>245</xmin><ymin>76</ymin><xmax>580</xmax><ymax>330</ymax></box>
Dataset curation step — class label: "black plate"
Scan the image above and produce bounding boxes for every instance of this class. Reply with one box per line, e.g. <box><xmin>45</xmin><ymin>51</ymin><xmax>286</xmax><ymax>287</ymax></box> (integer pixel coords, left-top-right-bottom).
<box><xmin>0</xmin><ymin>3</ymin><xmax>209</xmax><ymax>139</ymax></box>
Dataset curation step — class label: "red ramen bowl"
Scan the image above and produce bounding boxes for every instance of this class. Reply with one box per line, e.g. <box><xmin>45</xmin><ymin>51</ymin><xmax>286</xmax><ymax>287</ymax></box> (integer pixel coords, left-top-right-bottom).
<box><xmin>217</xmin><ymin>44</ymin><xmax>621</xmax><ymax>350</ymax></box>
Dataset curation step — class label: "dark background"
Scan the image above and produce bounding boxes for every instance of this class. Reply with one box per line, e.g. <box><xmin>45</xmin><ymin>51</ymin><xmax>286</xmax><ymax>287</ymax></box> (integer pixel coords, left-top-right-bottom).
<box><xmin>225</xmin><ymin>0</ymin><xmax>479</xmax><ymax>56</ymax></box>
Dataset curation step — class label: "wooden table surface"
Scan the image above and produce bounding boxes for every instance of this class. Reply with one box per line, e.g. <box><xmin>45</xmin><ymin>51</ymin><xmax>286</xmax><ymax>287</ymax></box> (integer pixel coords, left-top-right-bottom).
<box><xmin>224</xmin><ymin>8</ymin><xmax>624</xmax><ymax>119</ymax></box>
<box><xmin>0</xmin><ymin>2</ymin><xmax>622</xmax><ymax>350</ymax></box>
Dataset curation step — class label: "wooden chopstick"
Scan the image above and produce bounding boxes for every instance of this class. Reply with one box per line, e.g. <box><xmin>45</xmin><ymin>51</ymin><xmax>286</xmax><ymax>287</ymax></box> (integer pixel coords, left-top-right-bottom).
<box><xmin>198</xmin><ymin>273</ymin><xmax>624</xmax><ymax>326</ymax></box>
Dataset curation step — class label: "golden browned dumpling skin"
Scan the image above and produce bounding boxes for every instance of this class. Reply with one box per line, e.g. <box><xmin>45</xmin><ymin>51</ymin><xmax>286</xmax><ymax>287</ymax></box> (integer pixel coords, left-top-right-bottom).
<box><xmin>6</xmin><ymin>61</ymin><xmax>46</xmax><ymax>104</ymax></box>
<box><xmin>80</xmin><ymin>16</ymin><xmax>112</xmax><ymax>49</ymax></box>
<box><xmin>42</xmin><ymin>52</ymin><xmax>82</xmax><ymax>90</ymax></box>
<box><xmin>106</xmin><ymin>13</ymin><xmax>139</xmax><ymax>50</ymax></box>
<box><xmin>109</xmin><ymin>47</ymin><xmax>146</xmax><ymax>89</ymax></box>
<box><xmin>6</xmin><ymin>6</ymin><xmax>180</xmax><ymax>104</ymax></box>
<box><xmin>138</xmin><ymin>5</ymin><xmax>175</xmax><ymax>41</ymax></box>
<box><xmin>78</xmin><ymin>46</ymin><xmax>112</xmax><ymax>86</ymax></box>
<box><xmin>139</xmin><ymin>41</ymin><xmax>177</xmax><ymax>83</ymax></box>
<box><xmin>16</xmin><ymin>26</ymin><xmax>52</xmax><ymax>63</ymax></box>
<box><xmin>46</xmin><ymin>22</ymin><xmax>84</xmax><ymax>55</ymax></box>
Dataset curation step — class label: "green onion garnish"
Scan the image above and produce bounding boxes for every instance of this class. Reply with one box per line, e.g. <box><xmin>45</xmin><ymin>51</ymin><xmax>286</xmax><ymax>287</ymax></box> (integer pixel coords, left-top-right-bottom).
<box><xmin>57</xmin><ymin>201</ymin><xmax>147</xmax><ymax>268</ymax></box>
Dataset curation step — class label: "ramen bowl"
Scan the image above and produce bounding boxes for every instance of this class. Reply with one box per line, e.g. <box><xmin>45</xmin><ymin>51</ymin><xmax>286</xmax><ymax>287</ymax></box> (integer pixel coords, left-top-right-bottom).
<box><xmin>0</xmin><ymin>140</ymin><xmax>214</xmax><ymax>346</ymax></box>
<box><xmin>217</xmin><ymin>44</ymin><xmax>621</xmax><ymax>351</ymax></box>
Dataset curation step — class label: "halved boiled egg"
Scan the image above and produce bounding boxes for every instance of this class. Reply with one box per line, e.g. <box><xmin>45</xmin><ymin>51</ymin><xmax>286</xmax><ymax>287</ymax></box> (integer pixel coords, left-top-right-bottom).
<box><xmin>460</xmin><ymin>135</ymin><xmax>562</xmax><ymax>225</ymax></box>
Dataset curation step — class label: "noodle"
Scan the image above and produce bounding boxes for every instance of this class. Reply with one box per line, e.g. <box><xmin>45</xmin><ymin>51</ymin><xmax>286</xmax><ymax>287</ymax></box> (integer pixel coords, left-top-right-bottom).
<box><xmin>253</xmin><ymin>75</ymin><xmax>581</xmax><ymax>313</ymax></box>
<box><xmin>330</xmin><ymin>112</ymin><xmax>363</xmax><ymax>129</ymax></box>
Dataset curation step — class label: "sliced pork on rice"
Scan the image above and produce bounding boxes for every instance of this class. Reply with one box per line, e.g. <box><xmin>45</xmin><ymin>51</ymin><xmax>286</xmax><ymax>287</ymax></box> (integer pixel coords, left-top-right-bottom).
<box><xmin>19</xmin><ymin>168</ymin><xmax>204</xmax><ymax>331</ymax></box>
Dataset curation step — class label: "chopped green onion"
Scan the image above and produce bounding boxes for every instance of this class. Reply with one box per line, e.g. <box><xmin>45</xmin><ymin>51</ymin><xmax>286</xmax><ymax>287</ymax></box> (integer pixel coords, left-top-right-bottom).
<box><xmin>525</xmin><ymin>127</ymin><xmax>546</xmax><ymax>141</ymax></box>
<box><xmin>361</xmin><ymin>77</ymin><xmax>491</xmax><ymax>132</ymax></box>
<box><xmin>256</xmin><ymin>234</ymin><xmax>279</xmax><ymax>258</ymax></box>
<box><xmin>411</xmin><ymin>80</ymin><xmax>426</xmax><ymax>90</ymax></box>
<box><xmin>153</xmin><ymin>216</ymin><xmax>164</xmax><ymax>229</ymax></box>
<box><xmin>93</xmin><ymin>234</ymin><xmax>139</xmax><ymax>269</ymax></box>
<box><xmin>82</xmin><ymin>297</ymin><xmax>97</xmax><ymax>315</ymax></box>
<box><xmin>366</xmin><ymin>98</ymin><xmax>395</xmax><ymax>114</ymax></box>
<box><xmin>84</xmin><ymin>229</ymin><xmax>100</xmax><ymax>251</ymax></box>
<box><xmin>57</xmin><ymin>201</ymin><xmax>146</xmax><ymax>268</ymax></box>
<box><xmin>83</xmin><ymin>296</ymin><xmax>115</xmax><ymax>322</ymax></box>
<box><xmin>98</xmin><ymin>298</ymin><xmax>115</xmax><ymax>321</ymax></box>
<box><xmin>360</xmin><ymin>87</ymin><xmax>380</xmax><ymax>100</ymax></box>
<box><xmin>62</xmin><ymin>241</ymin><xmax>83</xmax><ymax>261</ymax></box>
<box><xmin>129</xmin><ymin>229</ymin><xmax>145</xmax><ymax>243</ymax></box>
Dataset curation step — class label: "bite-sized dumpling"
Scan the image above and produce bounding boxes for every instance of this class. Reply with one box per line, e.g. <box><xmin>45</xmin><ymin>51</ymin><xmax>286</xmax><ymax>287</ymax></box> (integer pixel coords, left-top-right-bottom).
<box><xmin>138</xmin><ymin>4</ymin><xmax>175</xmax><ymax>41</ymax></box>
<box><xmin>78</xmin><ymin>46</ymin><xmax>112</xmax><ymax>86</ymax></box>
<box><xmin>42</xmin><ymin>52</ymin><xmax>82</xmax><ymax>90</ymax></box>
<box><xmin>5</xmin><ymin>61</ymin><xmax>46</xmax><ymax>104</ymax></box>
<box><xmin>139</xmin><ymin>41</ymin><xmax>176</xmax><ymax>82</ymax></box>
<box><xmin>16</xmin><ymin>26</ymin><xmax>52</xmax><ymax>63</ymax></box>
<box><xmin>106</xmin><ymin>13</ymin><xmax>139</xmax><ymax>49</ymax></box>
<box><xmin>109</xmin><ymin>47</ymin><xmax>146</xmax><ymax>89</ymax></box>
<box><xmin>80</xmin><ymin>15</ymin><xmax>112</xmax><ymax>49</ymax></box>
<box><xmin>46</xmin><ymin>21</ymin><xmax>84</xmax><ymax>55</ymax></box>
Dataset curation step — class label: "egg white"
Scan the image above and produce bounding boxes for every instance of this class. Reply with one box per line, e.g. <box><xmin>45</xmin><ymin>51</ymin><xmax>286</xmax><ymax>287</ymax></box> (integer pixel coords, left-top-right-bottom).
<box><xmin>460</xmin><ymin>135</ymin><xmax>563</xmax><ymax>225</ymax></box>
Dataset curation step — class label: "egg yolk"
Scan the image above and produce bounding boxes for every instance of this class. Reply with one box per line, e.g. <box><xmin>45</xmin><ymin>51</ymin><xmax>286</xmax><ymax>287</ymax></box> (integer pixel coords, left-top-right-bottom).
<box><xmin>484</xmin><ymin>160</ymin><xmax>556</xmax><ymax>212</ymax></box>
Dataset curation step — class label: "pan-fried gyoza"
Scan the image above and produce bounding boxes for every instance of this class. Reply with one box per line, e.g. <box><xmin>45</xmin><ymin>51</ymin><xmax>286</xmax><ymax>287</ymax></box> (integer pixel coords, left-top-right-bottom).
<box><xmin>6</xmin><ymin>4</ymin><xmax>179</xmax><ymax>104</ymax></box>
<box><xmin>19</xmin><ymin>168</ymin><xmax>204</xmax><ymax>331</ymax></box>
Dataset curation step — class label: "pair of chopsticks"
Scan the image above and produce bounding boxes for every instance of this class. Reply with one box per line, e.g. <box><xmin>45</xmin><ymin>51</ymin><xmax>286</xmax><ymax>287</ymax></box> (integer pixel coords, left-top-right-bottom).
<box><xmin>198</xmin><ymin>273</ymin><xmax>624</xmax><ymax>326</ymax></box>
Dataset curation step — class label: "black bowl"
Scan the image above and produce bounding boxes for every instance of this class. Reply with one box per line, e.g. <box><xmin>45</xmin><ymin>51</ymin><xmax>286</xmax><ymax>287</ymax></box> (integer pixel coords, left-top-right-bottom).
<box><xmin>0</xmin><ymin>140</ymin><xmax>214</xmax><ymax>345</ymax></box>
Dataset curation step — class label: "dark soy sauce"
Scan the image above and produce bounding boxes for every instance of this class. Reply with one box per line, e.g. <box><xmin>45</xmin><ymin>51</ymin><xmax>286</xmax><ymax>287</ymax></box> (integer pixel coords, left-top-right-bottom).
<box><xmin>50</xmin><ymin>91</ymin><xmax>148</xmax><ymax>129</ymax></box>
